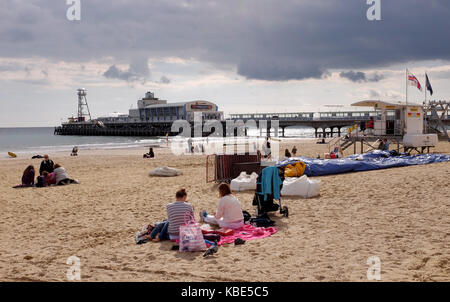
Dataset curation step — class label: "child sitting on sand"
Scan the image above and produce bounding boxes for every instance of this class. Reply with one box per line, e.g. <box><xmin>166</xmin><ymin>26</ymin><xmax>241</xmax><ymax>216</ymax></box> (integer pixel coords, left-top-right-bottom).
<box><xmin>135</xmin><ymin>220</ymin><xmax>170</xmax><ymax>244</ymax></box>
<box><xmin>148</xmin><ymin>220</ymin><xmax>169</xmax><ymax>242</ymax></box>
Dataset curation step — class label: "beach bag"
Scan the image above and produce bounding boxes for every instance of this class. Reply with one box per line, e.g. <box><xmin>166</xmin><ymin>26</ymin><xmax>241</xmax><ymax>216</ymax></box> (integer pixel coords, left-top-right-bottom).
<box><xmin>179</xmin><ymin>213</ymin><xmax>207</xmax><ymax>252</ymax></box>
<box><xmin>242</xmin><ymin>210</ymin><xmax>251</xmax><ymax>223</ymax></box>
<box><xmin>250</xmin><ymin>213</ymin><xmax>275</xmax><ymax>227</ymax></box>
<box><xmin>281</xmin><ymin>175</ymin><xmax>321</xmax><ymax>198</ymax></box>
<box><xmin>230</xmin><ymin>172</ymin><xmax>258</xmax><ymax>191</ymax></box>
<box><xmin>284</xmin><ymin>161</ymin><xmax>306</xmax><ymax>177</ymax></box>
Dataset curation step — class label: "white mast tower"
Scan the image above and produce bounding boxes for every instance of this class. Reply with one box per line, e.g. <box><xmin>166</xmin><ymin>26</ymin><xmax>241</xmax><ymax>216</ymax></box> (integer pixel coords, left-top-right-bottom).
<box><xmin>77</xmin><ymin>88</ymin><xmax>91</xmax><ymax>122</ymax></box>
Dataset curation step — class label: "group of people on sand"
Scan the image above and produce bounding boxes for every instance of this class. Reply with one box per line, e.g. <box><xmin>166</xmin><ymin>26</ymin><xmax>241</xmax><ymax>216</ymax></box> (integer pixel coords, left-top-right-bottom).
<box><xmin>284</xmin><ymin>146</ymin><xmax>298</xmax><ymax>158</ymax></box>
<box><xmin>137</xmin><ymin>183</ymin><xmax>244</xmax><ymax>244</ymax></box>
<box><xmin>378</xmin><ymin>138</ymin><xmax>390</xmax><ymax>151</ymax></box>
<box><xmin>15</xmin><ymin>155</ymin><xmax>78</xmax><ymax>188</ymax></box>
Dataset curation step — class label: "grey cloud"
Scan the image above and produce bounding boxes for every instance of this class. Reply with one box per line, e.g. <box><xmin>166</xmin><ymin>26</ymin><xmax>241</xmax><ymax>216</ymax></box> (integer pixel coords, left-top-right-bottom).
<box><xmin>340</xmin><ymin>71</ymin><xmax>385</xmax><ymax>83</ymax></box>
<box><xmin>340</xmin><ymin>71</ymin><xmax>367</xmax><ymax>83</ymax></box>
<box><xmin>103</xmin><ymin>58</ymin><xmax>150</xmax><ymax>83</ymax></box>
<box><xmin>104</xmin><ymin>65</ymin><xmax>137</xmax><ymax>81</ymax></box>
<box><xmin>0</xmin><ymin>62</ymin><xmax>22</xmax><ymax>72</ymax></box>
<box><xmin>1</xmin><ymin>0</ymin><xmax>450</xmax><ymax>81</ymax></box>
<box><xmin>159</xmin><ymin>76</ymin><xmax>171</xmax><ymax>84</ymax></box>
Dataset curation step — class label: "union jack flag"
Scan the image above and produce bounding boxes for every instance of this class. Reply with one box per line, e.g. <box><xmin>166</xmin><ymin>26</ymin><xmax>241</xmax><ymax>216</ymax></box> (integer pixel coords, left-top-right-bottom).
<box><xmin>408</xmin><ymin>73</ymin><xmax>422</xmax><ymax>91</ymax></box>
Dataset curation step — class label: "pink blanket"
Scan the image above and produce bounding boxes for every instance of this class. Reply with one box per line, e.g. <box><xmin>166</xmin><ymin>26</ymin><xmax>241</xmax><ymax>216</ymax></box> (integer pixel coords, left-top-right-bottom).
<box><xmin>216</xmin><ymin>224</ymin><xmax>277</xmax><ymax>246</ymax></box>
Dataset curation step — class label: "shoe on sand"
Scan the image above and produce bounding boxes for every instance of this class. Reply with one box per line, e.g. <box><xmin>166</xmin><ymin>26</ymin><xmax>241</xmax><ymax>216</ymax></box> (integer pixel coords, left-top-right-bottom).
<box><xmin>234</xmin><ymin>238</ymin><xmax>246</xmax><ymax>245</ymax></box>
<box><xmin>203</xmin><ymin>244</ymin><xmax>218</xmax><ymax>257</ymax></box>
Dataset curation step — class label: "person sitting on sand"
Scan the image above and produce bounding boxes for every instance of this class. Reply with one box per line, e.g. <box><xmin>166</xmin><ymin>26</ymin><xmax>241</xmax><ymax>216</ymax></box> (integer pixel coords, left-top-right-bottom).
<box><xmin>36</xmin><ymin>171</ymin><xmax>48</xmax><ymax>187</ymax></box>
<box><xmin>383</xmin><ymin>139</ymin><xmax>390</xmax><ymax>151</ymax></box>
<box><xmin>21</xmin><ymin>165</ymin><xmax>35</xmax><ymax>187</ymax></box>
<box><xmin>166</xmin><ymin>188</ymin><xmax>195</xmax><ymax>240</ymax></box>
<box><xmin>143</xmin><ymin>147</ymin><xmax>155</xmax><ymax>158</ymax></box>
<box><xmin>136</xmin><ymin>219</ymin><xmax>170</xmax><ymax>243</ymax></box>
<box><xmin>378</xmin><ymin>139</ymin><xmax>385</xmax><ymax>151</ymax></box>
<box><xmin>53</xmin><ymin>163</ymin><xmax>78</xmax><ymax>186</ymax></box>
<box><xmin>71</xmin><ymin>146</ymin><xmax>78</xmax><ymax>156</ymax></box>
<box><xmin>149</xmin><ymin>219</ymin><xmax>169</xmax><ymax>242</ymax></box>
<box><xmin>200</xmin><ymin>183</ymin><xmax>244</xmax><ymax>230</ymax></box>
<box><xmin>292</xmin><ymin>146</ymin><xmax>297</xmax><ymax>156</ymax></box>
<box><xmin>39</xmin><ymin>154</ymin><xmax>54</xmax><ymax>175</ymax></box>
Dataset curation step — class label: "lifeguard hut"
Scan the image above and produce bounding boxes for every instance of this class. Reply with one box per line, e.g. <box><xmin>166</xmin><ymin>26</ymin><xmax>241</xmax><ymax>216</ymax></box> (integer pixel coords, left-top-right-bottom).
<box><xmin>335</xmin><ymin>100</ymin><xmax>438</xmax><ymax>154</ymax></box>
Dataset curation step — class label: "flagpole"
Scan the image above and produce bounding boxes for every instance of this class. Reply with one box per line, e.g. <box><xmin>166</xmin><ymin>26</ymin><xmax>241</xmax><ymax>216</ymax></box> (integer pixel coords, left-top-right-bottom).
<box><xmin>424</xmin><ymin>72</ymin><xmax>427</xmax><ymax>105</ymax></box>
<box><xmin>406</xmin><ymin>68</ymin><xmax>408</xmax><ymax>104</ymax></box>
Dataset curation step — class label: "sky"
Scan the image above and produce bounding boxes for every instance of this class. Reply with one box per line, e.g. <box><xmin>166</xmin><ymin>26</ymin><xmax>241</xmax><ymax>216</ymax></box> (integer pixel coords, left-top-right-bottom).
<box><xmin>1</xmin><ymin>0</ymin><xmax>450</xmax><ymax>127</ymax></box>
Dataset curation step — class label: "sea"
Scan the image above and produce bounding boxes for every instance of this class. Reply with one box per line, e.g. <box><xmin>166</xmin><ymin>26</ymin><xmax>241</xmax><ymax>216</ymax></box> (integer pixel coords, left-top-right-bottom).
<box><xmin>0</xmin><ymin>126</ymin><xmax>318</xmax><ymax>156</ymax></box>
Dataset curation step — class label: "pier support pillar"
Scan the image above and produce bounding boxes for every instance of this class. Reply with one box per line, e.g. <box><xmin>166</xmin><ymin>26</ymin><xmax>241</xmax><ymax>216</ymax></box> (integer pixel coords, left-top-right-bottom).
<box><xmin>314</xmin><ymin>128</ymin><xmax>318</xmax><ymax>138</ymax></box>
<box><xmin>338</xmin><ymin>127</ymin><xmax>341</xmax><ymax>137</ymax></box>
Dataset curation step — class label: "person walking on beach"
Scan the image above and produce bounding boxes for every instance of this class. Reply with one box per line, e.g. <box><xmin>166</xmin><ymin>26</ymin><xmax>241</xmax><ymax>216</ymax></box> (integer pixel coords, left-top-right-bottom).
<box><xmin>166</xmin><ymin>188</ymin><xmax>195</xmax><ymax>240</ymax></box>
<box><xmin>200</xmin><ymin>183</ymin><xmax>244</xmax><ymax>230</ymax></box>
<box><xmin>39</xmin><ymin>154</ymin><xmax>54</xmax><ymax>175</ymax></box>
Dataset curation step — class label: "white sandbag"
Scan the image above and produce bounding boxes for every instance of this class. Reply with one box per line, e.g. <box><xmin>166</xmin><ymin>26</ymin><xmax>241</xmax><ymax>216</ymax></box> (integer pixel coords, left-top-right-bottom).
<box><xmin>149</xmin><ymin>166</ymin><xmax>182</xmax><ymax>177</ymax></box>
<box><xmin>281</xmin><ymin>175</ymin><xmax>321</xmax><ymax>198</ymax></box>
<box><xmin>230</xmin><ymin>172</ymin><xmax>258</xmax><ymax>191</ymax></box>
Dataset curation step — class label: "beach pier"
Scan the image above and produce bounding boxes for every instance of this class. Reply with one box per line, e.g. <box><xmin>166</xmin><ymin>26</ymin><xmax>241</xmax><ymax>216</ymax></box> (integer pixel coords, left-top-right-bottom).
<box><xmin>56</xmin><ymin>106</ymin><xmax>449</xmax><ymax>138</ymax></box>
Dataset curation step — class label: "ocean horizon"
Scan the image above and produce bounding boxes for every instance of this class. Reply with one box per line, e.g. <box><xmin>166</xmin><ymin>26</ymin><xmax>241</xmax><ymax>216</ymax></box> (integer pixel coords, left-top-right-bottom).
<box><xmin>0</xmin><ymin>126</ymin><xmax>319</xmax><ymax>156</ymax></box>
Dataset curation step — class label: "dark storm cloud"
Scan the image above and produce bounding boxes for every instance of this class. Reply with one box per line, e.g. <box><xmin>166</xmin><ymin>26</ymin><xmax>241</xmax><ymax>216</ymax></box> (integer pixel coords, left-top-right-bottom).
<box><xmin>1</xmin><ymin>0</ymin><xmax>450</xmax><ymax>81</ymax></box>
<box><xmin>340</xmin><ymin>71</ymin><xmax>385</xmax><ymax>83</ymax></box>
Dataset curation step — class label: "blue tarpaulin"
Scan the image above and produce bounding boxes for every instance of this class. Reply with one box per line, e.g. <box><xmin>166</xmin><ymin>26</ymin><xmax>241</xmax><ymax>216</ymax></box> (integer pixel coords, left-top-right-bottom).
<box><xmin>277</xmin><ymin>150</ymin><xmax>450</xmax><ymax>177</ymax></box>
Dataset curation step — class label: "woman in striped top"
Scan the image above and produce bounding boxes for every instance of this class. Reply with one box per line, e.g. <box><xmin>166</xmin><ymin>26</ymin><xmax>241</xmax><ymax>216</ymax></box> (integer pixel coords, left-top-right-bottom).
<box><xmin>166</xmin><ymin>188</ymin><xmax>194</xmax><ymax>240</ymax></box>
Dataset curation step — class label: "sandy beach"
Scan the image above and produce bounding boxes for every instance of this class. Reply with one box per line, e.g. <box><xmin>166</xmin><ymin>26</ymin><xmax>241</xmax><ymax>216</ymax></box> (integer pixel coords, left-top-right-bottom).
<box><xmin>1</xmin><ymin>139</ymin><xmax>449</xmax><ymax>282</ymax></box>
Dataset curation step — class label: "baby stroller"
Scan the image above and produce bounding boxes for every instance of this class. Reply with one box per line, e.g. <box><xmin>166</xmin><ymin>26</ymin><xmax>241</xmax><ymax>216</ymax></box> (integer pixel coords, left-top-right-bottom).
<box><xmin>252</xmin><ymin>166</ymin><xmax>289</xmax><ymax>218</ymax></box>
<box><xmin>71</xmin><ymin>146</ymin><xmax>78</xmax><ymax>156</ymax></box>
